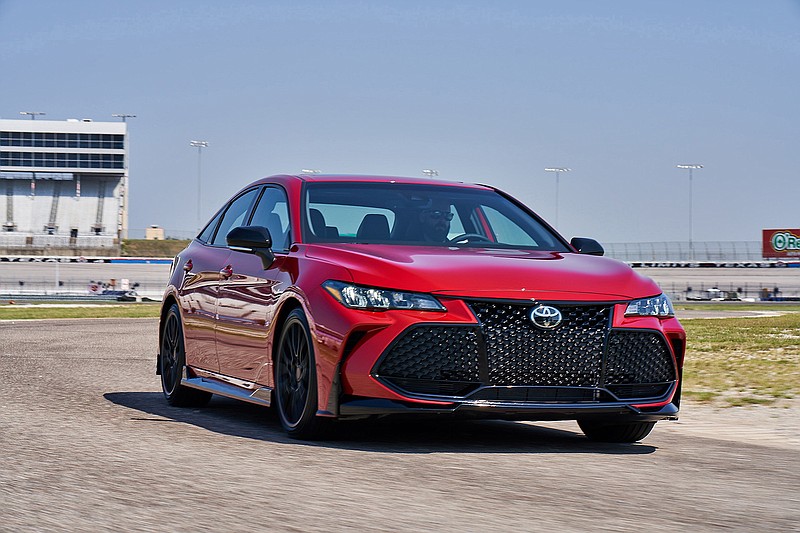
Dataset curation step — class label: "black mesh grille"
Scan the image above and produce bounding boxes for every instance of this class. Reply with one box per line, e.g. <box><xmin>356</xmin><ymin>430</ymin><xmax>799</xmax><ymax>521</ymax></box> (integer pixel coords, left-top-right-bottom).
<box><xmin>385</xmin><ymin>378</ymin><xmax>479</xmax><ymax>397</ymax></box>
<box><xmin>604</xmin><ymin>330</ymin><xmax>676</xmax><ymax>385</ymax></box>
<box><xmin>468</xmin><ymin>387</ymin><xmax>602</xmax><ymax>403</ymax></box>
<box><xmin>374</xmin><ymin>301</ymin><xmax>677</xmax><ymax>401</ymax></box>
<box><xmin>377</xmin><ymin>326</ymin><xmax>481</xmax><ymax>382</ymax></box>
<box><xmin>469</xmin><ymin>302</ymin><xmax>610</xmax><ymax>386</ymax></box>
<box><xmin>606</xmin><ymin>384</ymin><xmax>671</xmax><ymax>399</ymax></box>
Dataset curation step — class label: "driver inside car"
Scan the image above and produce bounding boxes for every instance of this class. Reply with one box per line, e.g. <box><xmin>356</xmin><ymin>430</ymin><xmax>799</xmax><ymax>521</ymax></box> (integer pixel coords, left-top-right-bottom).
<box><xmin>418</xmin><ymin>200</ymin><xmax>453</xmax><ymax>242</ymax></box>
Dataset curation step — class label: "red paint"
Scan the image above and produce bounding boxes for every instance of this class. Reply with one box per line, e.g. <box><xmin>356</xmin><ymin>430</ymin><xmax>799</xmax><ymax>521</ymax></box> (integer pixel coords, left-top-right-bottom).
<box><xmin>161</xmin><ymin>174</ymin><xmax>686</xmax><ymax>431</ymax></box>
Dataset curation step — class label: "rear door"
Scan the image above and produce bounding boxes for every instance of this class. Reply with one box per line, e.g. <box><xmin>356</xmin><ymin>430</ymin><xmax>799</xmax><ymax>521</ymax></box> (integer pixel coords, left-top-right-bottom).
<box><xmin>178</xmin><ymin>240</ymin><xmax>228</xmax><ymax>373</ymax></box>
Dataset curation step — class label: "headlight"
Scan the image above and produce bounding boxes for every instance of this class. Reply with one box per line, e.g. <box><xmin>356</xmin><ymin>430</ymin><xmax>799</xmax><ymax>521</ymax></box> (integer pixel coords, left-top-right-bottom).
<box><xmin>625</xmin><ymin>294</ymin><xmax>675</xmax><ymax>317</ymax></box>
<box><xmin>322</xmin><ymin>280</ymin><xmax>445</xmax><ymax>311</ymax></box>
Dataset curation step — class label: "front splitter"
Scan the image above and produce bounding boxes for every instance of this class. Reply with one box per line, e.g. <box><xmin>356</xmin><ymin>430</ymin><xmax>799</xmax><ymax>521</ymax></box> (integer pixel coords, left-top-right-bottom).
<box><xmin>338</xmin><ymin>397</ymin><xmax>679</xmax><ymax>422</ymax></box>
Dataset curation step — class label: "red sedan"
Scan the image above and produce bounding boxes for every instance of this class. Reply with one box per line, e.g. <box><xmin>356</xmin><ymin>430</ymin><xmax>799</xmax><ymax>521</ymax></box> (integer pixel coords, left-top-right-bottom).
<box><xmin>158</xmin><ymin>174</ymin><xmax>685</xmax><ymax>442</ymax></box>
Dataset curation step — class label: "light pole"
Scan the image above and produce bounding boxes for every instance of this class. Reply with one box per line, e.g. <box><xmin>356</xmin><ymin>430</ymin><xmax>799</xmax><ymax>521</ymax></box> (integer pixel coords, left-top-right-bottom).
<box><xmin>190</xmin><ymin>140</ymin><xmax>209</xmax><ymax>231</ymax></box>
<box><xmin>20</xmin><ymin>111</ymin><xmax>45</xmax><ymax>120</ymax></box>
<box><xmin>113</xmin><ymin>114</ymin><xmax>136</xmax><ymax>239</ymax></box>
<box><xmin>677</xmin><ymin>164</ymin><xmax>703</xmax><ymax>261</ymax></box>
<box><xmin>422</xmin><ymin>169</ymin><xmax>438</xmax><ymax>178</ymax></box>
<box><xmin>544</xmin><ymin>167</ymin><xmax>570</xmax><ymax>227</ymax></box>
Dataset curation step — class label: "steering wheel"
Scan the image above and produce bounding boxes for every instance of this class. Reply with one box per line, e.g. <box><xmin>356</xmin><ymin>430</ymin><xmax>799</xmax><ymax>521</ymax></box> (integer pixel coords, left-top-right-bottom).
<box><xmin>447</xmin><ymin>233</ymin><xmax>492</xmax><ymax>245</ymax></box>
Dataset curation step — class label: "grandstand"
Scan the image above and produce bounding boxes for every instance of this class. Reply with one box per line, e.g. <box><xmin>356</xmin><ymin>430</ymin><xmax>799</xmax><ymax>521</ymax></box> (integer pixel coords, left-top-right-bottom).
<box><xmin>0</xmin><ymin>118</ymin><xmax>126</xmax><ymax>256</ymax></box>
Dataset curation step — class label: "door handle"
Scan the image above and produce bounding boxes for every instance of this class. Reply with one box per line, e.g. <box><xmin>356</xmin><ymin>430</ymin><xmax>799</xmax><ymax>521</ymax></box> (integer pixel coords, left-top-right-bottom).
<box><xmin>220</xmin><ymin>265</ymin><xmax>233</xmax><ymax>280</ymax></box>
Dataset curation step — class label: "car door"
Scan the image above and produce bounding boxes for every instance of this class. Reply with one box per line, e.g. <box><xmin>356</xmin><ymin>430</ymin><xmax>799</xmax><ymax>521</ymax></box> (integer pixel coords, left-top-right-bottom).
<box><xmin>180</xmin><ymin>187</ymin><xmax>260</xmax><ymax>375</ymax></box>
<box><xmin>216</xmin><ymin>186</ymin><xmax>293</xmax><ymax>383</ymax></box>
<box><xmin>178</xmin><ymin>207</ymin><xmax>230</xmax><ymax>373</ymax></box>
<box><xmin>179</xmin><ymin>240</ymin><xmax>229</xmax><ymax>373</ymax></box>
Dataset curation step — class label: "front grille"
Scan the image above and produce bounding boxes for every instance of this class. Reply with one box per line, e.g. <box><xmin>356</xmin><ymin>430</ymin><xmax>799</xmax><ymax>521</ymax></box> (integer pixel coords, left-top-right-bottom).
<box><xmin>374</xmin><ymin>301</ymin><xmax>677</xmax><ymax>402</ymax></box>
<box><xmin>605</xmin><ymin>384</ymin><xmax>671</xmax><ymax>399</ymax></box>
<box><xmin>386</xmin><ymin>378</ymin><xmax>480</xmax><ymax>397</ymax></box>
<box><xmin>470</xmin><ymin>302</ymin><xmax>610</xmax><ymax>386</ymax></box>
<box><xmin>605</xmin><ymin>330</ymin><xmax>676</xmax><ymax>385</ymax></box>
<box><xmin>377</xmin><ymin>325</ymin><xmax>481</xmax><ymax>382</ymax></box>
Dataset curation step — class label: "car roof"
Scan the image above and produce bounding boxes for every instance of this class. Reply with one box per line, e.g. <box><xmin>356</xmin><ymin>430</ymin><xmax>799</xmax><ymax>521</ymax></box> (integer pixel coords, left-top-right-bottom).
<box><xmin>260</xmin><ymin>173</ymin><xmax>492</xmax><ymax>189</ymax></box>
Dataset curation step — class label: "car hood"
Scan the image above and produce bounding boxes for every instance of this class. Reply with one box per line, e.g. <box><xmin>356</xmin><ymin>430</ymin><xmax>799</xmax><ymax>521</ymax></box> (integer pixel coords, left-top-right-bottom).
<box><xmin>305</xmin><ymin>244</ymin><xmax>661</xmax><ymax>301</ymax></box>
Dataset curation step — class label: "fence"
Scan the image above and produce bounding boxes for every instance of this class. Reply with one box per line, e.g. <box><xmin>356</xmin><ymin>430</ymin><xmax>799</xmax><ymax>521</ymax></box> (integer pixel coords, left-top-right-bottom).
<box><xmin>603</xmin><ymin>241</ymin><xmax>763</xmax><ymax>262</ymax></box>
<box><xmin>125</xmin><ymin>234</ymin><xmax>771</xmax><ymax>261</ymax></box>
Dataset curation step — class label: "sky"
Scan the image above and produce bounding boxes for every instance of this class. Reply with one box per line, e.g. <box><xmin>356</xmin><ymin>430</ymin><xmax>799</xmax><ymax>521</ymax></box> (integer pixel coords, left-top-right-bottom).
<box><xmin>1</xmin><ymin>0</ymin><xmax>798</xmax><ymax>243</ymax></box>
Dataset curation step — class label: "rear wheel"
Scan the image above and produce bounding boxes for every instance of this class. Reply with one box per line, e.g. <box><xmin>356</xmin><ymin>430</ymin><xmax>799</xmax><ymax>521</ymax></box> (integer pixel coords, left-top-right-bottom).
<box><xmin>578</xmin><ymin>420</ymin><xmax>656</xmax><ymax>443</ymax></box>
<box><xmin>160</xmin><ymin>304</ymin><xmax>212</xmax><ymax>407</ymax></box>
<box><xmin>275</xmin><ymin>308</ymin><xmax>328</xmax><ymax>439</ymax></box>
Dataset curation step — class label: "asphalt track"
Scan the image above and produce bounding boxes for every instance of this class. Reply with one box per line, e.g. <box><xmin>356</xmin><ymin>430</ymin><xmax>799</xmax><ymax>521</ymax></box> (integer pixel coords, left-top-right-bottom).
<box><xmin>1</xmin><ymin>318</ymin><xmax>798</xmax><ymax>532</ymax></box>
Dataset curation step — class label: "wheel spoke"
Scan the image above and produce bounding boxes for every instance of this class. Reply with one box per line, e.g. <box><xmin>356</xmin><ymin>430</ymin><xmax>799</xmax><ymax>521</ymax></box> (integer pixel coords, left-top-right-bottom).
<box><xmin>166</xmin><ymin>318</ymin><xmax>175</xmax><ymax>344</ymax></box>
<box><xmin>291</xmin><ymin>386</ymin><xmax>304</xmax><ymax>419</ymax></box>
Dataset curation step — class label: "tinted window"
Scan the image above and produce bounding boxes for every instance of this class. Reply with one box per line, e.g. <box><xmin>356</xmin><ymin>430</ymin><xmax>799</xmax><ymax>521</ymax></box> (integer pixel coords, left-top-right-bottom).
<box><xmin>249</xmin><ymin>186</ymin><xmax>291</xmax><ymax>252</ymax></box>
<box><xmin>210</xmin><ymin>188</ymin><xmax>259</xmax><ymax>246</ymax></box>
<box><xmin>303</xmin><ymin>183</ymin><xmax>568</xmax><ymax>250</ymax></box>
<box><xmin>197</xmin><ymin>210</ymin><xmax>223</xmax><ymax>243</ymax></box>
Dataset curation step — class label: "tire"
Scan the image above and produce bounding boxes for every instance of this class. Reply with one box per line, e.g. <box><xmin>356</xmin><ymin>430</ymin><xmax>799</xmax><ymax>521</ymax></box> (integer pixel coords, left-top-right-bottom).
<box><xmin>275</xmin><ymin>308</ymin><xmax>328</xmax><ymax>439</ymax></box>
<box><xmin>160</xmin><ymin>304</ymin><xmax>212</xmax><ymax>407</ymax></box>
<box><xmin>578</xmin><ymin>420</ymin><xmax>656</xmax><ymax>443</ymax></box>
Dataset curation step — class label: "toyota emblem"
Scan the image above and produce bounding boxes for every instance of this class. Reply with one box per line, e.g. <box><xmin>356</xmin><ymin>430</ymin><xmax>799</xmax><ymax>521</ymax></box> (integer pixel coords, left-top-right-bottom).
<box><xmin>530</xmin><ymin>305</ymin><xmax>563</xmax><ymax>329</ymax></box>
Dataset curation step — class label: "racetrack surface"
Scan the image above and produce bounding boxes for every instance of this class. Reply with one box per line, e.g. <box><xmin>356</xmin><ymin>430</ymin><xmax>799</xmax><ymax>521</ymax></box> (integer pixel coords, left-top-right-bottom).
<box><xmin>1</xmin><ymin>319</ymin><xmax>798</xmax><ymax>532</ymax></box>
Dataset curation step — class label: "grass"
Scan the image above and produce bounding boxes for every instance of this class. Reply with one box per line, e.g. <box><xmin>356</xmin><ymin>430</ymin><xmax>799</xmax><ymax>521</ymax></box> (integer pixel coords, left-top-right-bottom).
<box><xmin>681</xmin><ymin>311</ymin><xmax>800</xmax><ymax>406</ymax></box>
<box><xmin>675</xmin><ymin>303</ymin><xmax>800</xmax><ymax>312</ymax></box>
<box><xmin>0</xmin><ymin>303</ymin><xmax>161</xmax><ymax>320</ymax></box>
<box><xmin>121</xmin><ymin>239</ymin><xmax>189</xmax><ymax>257</ymax></box>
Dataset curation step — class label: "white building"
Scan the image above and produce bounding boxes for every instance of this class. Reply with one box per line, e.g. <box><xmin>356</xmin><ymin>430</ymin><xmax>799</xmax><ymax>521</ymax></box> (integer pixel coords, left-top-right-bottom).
<box><xmin>0</xmin><ymin>118</ymin><xmax>128</xmax><ymax>255</ymax></box>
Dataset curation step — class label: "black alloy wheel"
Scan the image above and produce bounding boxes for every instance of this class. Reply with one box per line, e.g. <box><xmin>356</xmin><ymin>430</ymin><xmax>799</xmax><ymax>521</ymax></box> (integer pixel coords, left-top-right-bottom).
<box><xmin>160</xmin><ymin>303</ymin><xmax>211</xmax><ymax>407</ymax></box>
<box><xmin>275</xmin><ymin>308</ymin><xmax>327</xmax><ymax>439</ymax></box>
<box><xmin>578</xmin><ymin>420</ymin><xmax>656</xmax><ymax>443</ymax></box>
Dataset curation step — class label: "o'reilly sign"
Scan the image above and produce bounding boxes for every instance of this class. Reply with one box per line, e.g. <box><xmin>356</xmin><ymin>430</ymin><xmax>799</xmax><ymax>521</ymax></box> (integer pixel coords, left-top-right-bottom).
<box><xmin>763</xmin><ymin>229</ymin><xmax>800</xmax><ymax>258</ymax></box>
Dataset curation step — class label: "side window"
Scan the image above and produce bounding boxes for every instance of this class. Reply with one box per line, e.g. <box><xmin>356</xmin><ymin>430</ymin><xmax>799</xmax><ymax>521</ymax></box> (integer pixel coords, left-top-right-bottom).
<box><xmin>446</xmin><ymin>206</ymin><xmax>465</xmax><ymax>240</ymax></box>
<box><xmin>249</xmin><ymin>187</ymin><xmax>291</xmax><ymax>252</ymax></box>
<box><xmin>210</xmin><ymin>188</ymin><xmax>259</xmax><ymax>246</ymax></box>
<box><xmin>197</xmin><ymin>210</ymin><xmax>223</xmax><ymax>243</ymax></box>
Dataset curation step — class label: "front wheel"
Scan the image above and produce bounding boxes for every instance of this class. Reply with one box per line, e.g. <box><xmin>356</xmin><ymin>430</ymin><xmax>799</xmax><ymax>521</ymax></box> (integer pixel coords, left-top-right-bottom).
<box><xmin>160</xmin><ymin>304</ymin><xmax>212</xmax><ymax>407</ymax></box>
<box><xmin>578</xmin><ymin>420</ymin><xmax>656</xmax><ymax>443</ymax></box>
<box><xmin>275</xmin><ymin>308</ymin><xmax>328</xmax><ymax>439</ymax></box>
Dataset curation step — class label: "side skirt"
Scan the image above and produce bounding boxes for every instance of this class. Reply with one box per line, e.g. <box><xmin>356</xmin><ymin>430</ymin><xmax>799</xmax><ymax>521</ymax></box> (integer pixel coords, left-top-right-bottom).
<box><xmin>181</xmin><ymin>367</ymin><xmax>272</xmax><ymax>407</ymax></box>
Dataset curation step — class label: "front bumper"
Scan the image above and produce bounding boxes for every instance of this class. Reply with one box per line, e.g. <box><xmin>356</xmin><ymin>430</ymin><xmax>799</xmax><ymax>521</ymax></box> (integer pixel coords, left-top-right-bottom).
<box><xmin>332</xmin><ymin>298</ymin><xmax>685</xmax><ymax>422</ymax></box>
<box><xmin>339</xmin><ymin>394</ymin><xmax>680</xmax><ymax>422</ymax></box>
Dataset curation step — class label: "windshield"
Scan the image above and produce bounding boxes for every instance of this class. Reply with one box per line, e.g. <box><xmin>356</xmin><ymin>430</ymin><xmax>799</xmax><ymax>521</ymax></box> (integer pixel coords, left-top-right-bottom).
<box><xmin>303</xmin><ymin>182</ymin><xmax>569</xmax><ymax>251</ymax></box>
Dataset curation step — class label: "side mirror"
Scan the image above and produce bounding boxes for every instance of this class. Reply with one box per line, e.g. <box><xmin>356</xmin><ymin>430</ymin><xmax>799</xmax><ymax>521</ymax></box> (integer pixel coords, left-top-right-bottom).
<box><xmin>570</xmin><ymin>237</ymin><xmax>604</xmax><ymax>256</ymax></box>
<box><xmin>227</xmin><ymin>226</ymin><xmax>275</xmax><ymax>268</ymax></box>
